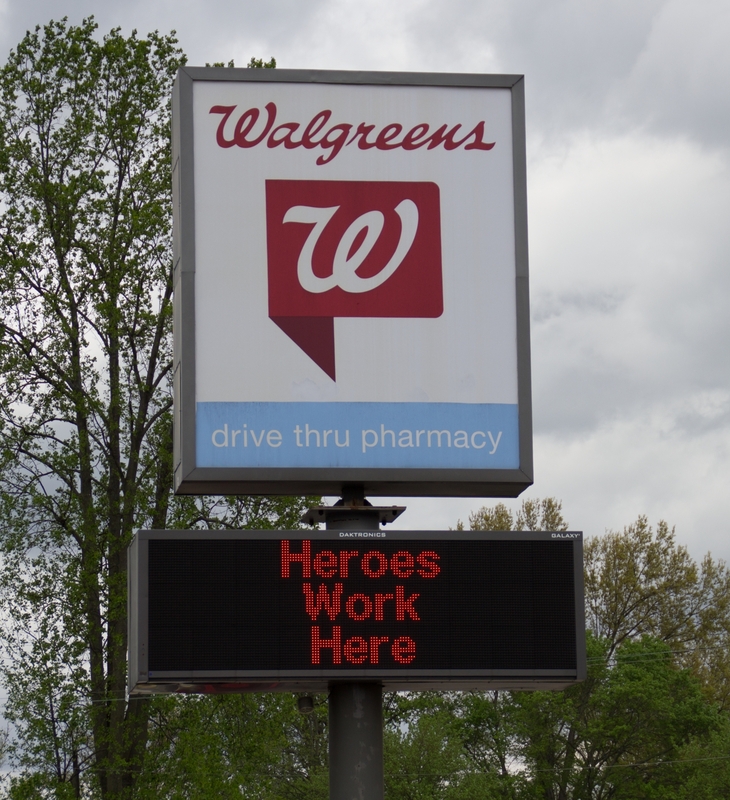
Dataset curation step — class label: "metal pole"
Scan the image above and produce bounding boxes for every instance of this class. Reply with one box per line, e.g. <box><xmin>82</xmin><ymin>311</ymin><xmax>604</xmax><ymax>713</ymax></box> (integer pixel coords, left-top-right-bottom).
<box><xmin>329</xmin><ymin>683</ymin><xmax>383</xmax><ymax>800</ymax></box>
<box><xmin>326</xmin><ymin>486</ymin><xmax>384</xmax><ymax>800</ymax></box>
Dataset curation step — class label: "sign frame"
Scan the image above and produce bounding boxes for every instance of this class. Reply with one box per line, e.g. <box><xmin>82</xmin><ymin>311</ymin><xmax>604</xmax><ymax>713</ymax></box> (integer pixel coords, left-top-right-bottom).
<box><xmin>172</xmin><ymin>68</ymin><xmax>533</xmax><ymax>497</ymax></box>
<box><xmin>128</xmin><ymin>530</ymin><xmax>586</xmax><ymax>694</ymax></box>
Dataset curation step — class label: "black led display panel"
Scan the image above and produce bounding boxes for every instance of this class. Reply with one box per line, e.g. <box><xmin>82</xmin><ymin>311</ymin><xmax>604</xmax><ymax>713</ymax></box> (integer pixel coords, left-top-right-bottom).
<box><xmin>128</xmin><ymin>531</ymin><xmax>585</xmax><ymax>693</ymax></box>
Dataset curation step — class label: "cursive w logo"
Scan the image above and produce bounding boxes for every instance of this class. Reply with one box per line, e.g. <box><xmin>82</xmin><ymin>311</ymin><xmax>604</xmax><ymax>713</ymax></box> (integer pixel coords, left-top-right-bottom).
<box><xmin>284</xmin><ymin>199</ymin><xmax>419</xmax><ymax>294</ymax></box>
<box><xmin>266</xmin><ymin>180</ymin><xmax>443</xmax><ymax>380</ymax></box>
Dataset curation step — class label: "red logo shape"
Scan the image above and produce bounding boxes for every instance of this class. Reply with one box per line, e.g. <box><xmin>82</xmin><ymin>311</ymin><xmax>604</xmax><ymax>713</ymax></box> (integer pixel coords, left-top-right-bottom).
<box><xmin>266</xmin><ymin>180</ymin><xmax>443</xmax><ymax>380</ymax></box>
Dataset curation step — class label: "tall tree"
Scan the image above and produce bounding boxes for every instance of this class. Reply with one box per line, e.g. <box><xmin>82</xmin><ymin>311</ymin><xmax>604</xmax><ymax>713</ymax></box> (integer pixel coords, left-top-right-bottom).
<box><xmin>134</xmin><ymin>693</ymin><xmax>328</xmax><ymax>800</ymax></box>
<box><xmin>0</xmin><ymin>18</ymin><xmax>183</xmax><ymax>795</ymax></box>
<box><xmin>584</xmin><ymin>517</ymin><xmax>730</xmax><ymax>705</ymax></box>
<box><xmin>448</xmin><ymin>501</ymin><xmax>730</xmax><ymax>800</ymax></box>
<box><xmin>0</xmin><ymin>19</ymin><xmax>312</xmax><ymax>798</ymax></box>
<box><xmin>514</xmin><ymin>634</ymin><xmax>719</xmax><ymax>800</ymax></box>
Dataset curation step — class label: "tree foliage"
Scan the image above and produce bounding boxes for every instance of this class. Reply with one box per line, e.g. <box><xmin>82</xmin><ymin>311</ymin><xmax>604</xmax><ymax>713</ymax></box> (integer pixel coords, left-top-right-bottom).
<box><xmin>459</xmin><ymin>497</ymin><xmax>569</xmax><ymax>533</ymax></box>
<box><xmin>436</xmin><ymin>500</ymin><xmax>730</xmax><ymax>800</ymax></box>
<box><xmin>584</xmin><ymin>517</ymin><xmax>730</xmax><ymax>707</ymax></box>
<box><xmin>0</xmin><ymin>17</ymin><xmax>186</xmax><ymax>797</ymax></box>
<box><xmin>0</xmin><ymin>18</ymin><xmax>312</xmax><ymax>799</ymax></box>
<box><xmin>247</xmin><ymin>56</ymin><xmax>277</xmax><ymax>69</ymax></box>
<box><xmin>133</xmin><ymin>693</ymin><xmax>327</xmax><ymax>800</ymax></box>
<box><xmin>513</xmin><ymin>634</ymin><xmax>719</xmax><ymax>800</ymax></box>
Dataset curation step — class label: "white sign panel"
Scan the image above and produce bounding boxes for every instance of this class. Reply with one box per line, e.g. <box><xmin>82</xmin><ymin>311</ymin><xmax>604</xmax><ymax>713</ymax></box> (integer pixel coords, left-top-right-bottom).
<box><xmin>172</xmin><ymin>69</ymin><xmax>532</xmax><ymax>496</ymax></box>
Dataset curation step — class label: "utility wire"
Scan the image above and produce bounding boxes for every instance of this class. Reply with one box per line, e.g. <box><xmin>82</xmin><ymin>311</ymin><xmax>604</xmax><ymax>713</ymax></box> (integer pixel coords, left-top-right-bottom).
<box><xmin>388</xmin><ymin>753</ymin><xmax>730</xmax><ymax>778</ymax></box>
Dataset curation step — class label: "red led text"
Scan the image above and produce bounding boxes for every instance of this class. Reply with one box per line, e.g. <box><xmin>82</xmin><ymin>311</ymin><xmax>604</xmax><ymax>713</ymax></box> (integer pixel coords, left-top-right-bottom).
<box><xmin>282</xmin><ymin>541</ymin><xmax>440</xmax><ymax>579</ymax></box>
<box><xmin>312</xmin><ymin>626</ymin><xmax>417</xmax><ymax>665</ymax></box>
<box><xmin>282</xmin><ymin>541</ymin><xmax>441</xmax><ymax>669</ymax></box>
<box><xmin>303</xmin><ymin>584</ymin><xmax>420</xmax><ymax>621</ymax></box>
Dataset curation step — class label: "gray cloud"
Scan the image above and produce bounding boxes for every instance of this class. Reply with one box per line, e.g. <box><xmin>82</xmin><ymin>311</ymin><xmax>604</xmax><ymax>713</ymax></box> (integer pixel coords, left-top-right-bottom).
<box><xmin>2</xmin><ymin>1</ymin><xmax>727</xmax><ymax>150</ymax></box>
<box><xmin>0</xmin><ymin>0</ymin><xmax>320</xmax><ymax>66</ymax></box>
<box><xmin>614</xmin><ymin>0</ymin><xmax>730</xmax><ymax>149</ymax></box>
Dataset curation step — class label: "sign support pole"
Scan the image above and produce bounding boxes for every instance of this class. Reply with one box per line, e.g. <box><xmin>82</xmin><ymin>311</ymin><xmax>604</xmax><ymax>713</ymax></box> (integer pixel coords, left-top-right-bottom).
<box><xmin>325</xmin><ymin>487</ymin><xmax>387</xmax><ymax>800</ymax></box>
<box><xmin>329</xmin><ymin>682</ymin><xmax>383</xmax><ymax>800</ymax></box>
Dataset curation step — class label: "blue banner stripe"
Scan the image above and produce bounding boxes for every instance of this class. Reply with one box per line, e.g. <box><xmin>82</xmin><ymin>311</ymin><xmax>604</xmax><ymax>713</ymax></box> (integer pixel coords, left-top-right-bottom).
<box><xmin>196</xmin><ymin>402</ymin><xmax>519</xmax><ymax>469</ymax></box>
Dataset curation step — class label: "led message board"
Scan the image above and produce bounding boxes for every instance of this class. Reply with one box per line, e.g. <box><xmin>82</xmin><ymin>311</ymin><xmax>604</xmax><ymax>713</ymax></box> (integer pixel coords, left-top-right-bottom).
<box><xmin>128</xmin><ymin>531</ymin><xmax>585</xmax><ymax>693</ymax></box>
<box><xmin>172</xmin><ymin>68</ymin><xmax>532</xmax><ymax>497</ymax></box>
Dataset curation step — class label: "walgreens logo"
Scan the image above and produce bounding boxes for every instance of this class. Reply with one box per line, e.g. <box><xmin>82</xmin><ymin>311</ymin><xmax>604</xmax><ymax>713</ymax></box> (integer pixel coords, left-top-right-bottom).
<box><xmin>266</xmin><ymin>180</ymin><xmax>443</xmax><ymax>380</ymax></box>
<box><xmin>210</xmin><ymin>103</ymin><xmax>496</xmax><ymax>165</ymax></box>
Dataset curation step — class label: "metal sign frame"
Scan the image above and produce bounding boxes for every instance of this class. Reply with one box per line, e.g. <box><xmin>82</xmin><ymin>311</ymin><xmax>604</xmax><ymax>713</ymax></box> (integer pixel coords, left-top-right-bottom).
<box><xmin>128</xmin><ymin>530</ymin><xmax>585</xmax><ymax>694</ymax></box>
<box><xmin>172</xmin><ymin>68</ymin><xmax>532</xmax><ymax>497</ymax></box>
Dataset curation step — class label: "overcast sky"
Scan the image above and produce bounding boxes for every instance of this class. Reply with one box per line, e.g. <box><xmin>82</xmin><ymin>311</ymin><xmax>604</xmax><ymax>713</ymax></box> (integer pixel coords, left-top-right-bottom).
<box><xmin>1</xmin><ymin>0</ymin><xmax>728</xmax><ymax>561</ymax></box>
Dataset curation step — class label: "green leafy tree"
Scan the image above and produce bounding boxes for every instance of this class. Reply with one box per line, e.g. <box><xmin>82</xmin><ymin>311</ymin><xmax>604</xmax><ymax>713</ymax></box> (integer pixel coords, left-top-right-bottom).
<box><xmin>274</xmin><ymin>694</ymin><xmax>329</xmax><ymax>800</ymax></box>
<box><xmin>384</xmin><ymin>691</ymin><xmax>527</xmax><ymax>800</ymax></box>
<box><xmin>0</xmin><ymin>19</ymin><xmax>184</xmax><ymax>796</ymax></box>
<box><xmin>0</xmin><ymin>19</ymin><xmax>312</xmax><ymax>798</ymax></box>
<box><xmin>134</xmin><ymin>693</ymin><xmax>327</xmax><ymax>800</ymax></box>
<box><xmin>446</xmin><ymin>501</ymin><xmax>730</xmax><ymax>800</ymax></box>
<box><xmin>384</xmin><ymin>693</ymin><xmax>465</xmax><ymax>800</ymax></box>
<box><xmin>515</xmin><ymin>635</ymin><xmax>718</xmax><ymax>800</ymax></box>
<box><xmin>247</xmin><ymin>57</ymin><xmax>277</xmax><ymax>69</ymax></box>
<box><xmin>448</xmin><ymin>691</ymin><xmax>525</xmax><ymax>800</ymax></box>
<box><xmin>584</xmin><ymin>517</ymin><xmax>730</xmax><ymax>705</ymax></box>
<box><xmin>459</xmin><ymin>497</ymin><xmax>569</xmax><ymax>533</ymax></box>
<box><xmin>672</xmin><ymin>715</ymin><xmax>730</xmax><ymax>799</ymax></box>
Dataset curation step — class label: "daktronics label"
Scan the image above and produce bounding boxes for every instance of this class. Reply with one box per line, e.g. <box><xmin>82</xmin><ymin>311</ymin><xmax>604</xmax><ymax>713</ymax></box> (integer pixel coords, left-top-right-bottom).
<box><xmin>266</xmin><ymin>180</ymin><xmax>443</xmax><ymax>380</ymax></box>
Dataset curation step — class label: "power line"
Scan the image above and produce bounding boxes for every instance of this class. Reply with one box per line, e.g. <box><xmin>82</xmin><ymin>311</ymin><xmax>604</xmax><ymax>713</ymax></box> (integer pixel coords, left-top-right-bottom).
<box><xmin>389</xmin><ymin>753</ymin><xmax>730</xmax><ymax>778</ymax></box>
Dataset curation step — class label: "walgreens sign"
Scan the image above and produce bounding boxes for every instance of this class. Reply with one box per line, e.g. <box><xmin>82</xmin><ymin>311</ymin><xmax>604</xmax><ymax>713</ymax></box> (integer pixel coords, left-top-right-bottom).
<box><xmin>210</xmin><ymin>102</ymin><xmax>495</xmax><ymax>164</ymax></box>
<box><xmin>172</xmin><ymin>69</ymin><xmax>532</xmax><ymax>496</ymax></box>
